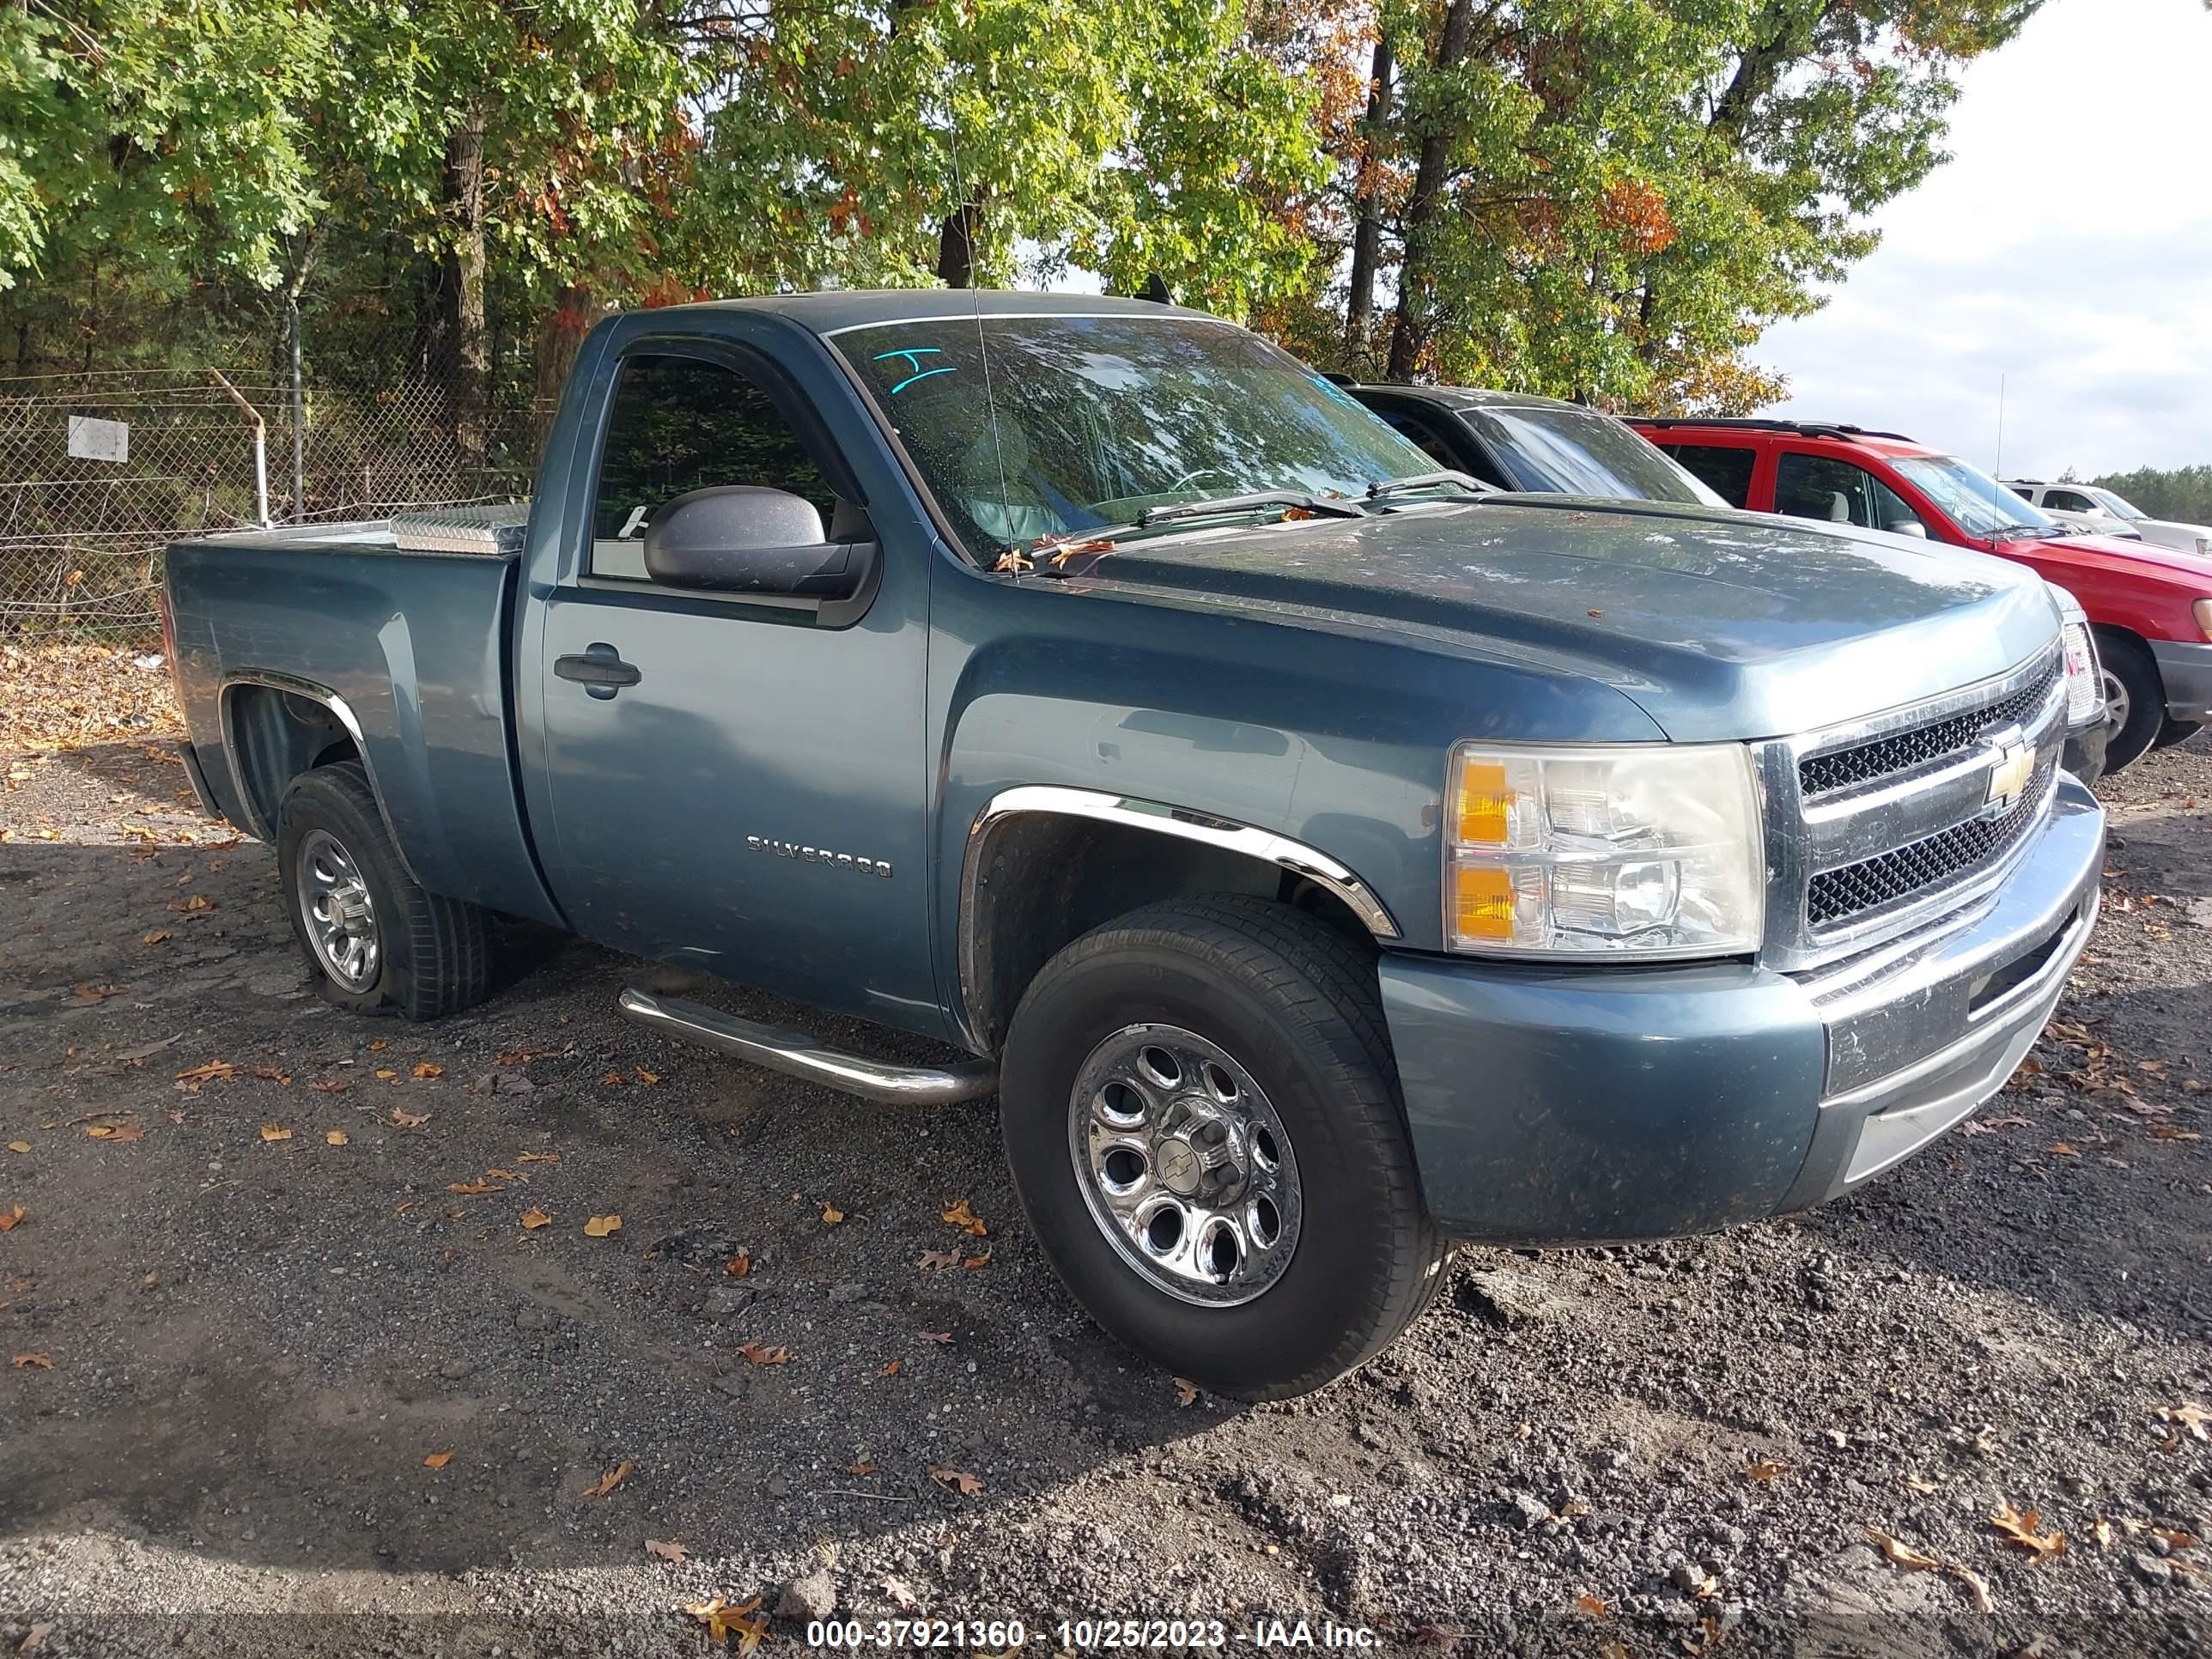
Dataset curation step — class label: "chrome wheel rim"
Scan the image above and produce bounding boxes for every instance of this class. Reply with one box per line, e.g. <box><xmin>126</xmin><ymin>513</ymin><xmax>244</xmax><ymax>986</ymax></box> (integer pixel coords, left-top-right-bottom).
<box><xmin>1067</xmin><ymin>1024</ymin><xmax>1302</xmax><ymax>1307</ymax></box>
<box><xmin>296</xmin><ymin>829</ymin><xmax>380</xmax><ymax>991</ymax></box>
<box><xmin>2102</xmin><ymin>667</ymin><xmax>2130</xmax><ymax>738</ymax></box>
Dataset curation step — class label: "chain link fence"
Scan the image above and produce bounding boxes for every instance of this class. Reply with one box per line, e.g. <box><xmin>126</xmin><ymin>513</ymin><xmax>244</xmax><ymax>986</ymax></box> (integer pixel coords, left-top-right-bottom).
<box><xmin>0</xmin><ymin>371</ymin><xmax>536</xmax><ymax>641</ymax></box>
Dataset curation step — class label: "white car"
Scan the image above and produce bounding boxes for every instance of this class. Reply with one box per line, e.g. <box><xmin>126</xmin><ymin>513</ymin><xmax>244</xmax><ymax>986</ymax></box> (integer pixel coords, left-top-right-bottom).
<box><xmin>2004</xmin><ymin>479</ymin><xmax>2212</xmax><ymax>556</ymax></box>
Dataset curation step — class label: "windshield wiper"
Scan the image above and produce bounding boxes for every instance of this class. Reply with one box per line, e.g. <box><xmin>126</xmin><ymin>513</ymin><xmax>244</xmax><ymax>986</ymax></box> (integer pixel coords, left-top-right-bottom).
<box><xmin>1367</xmin><ymin>469</ymin><xmax>1493</xmax><ymax>501</ymax></box>
<box><xmin>1986</xmin><ymin>521</ymin><xmax>2054</xmax><ymax>541</ymax></box>
<box><xmin>1137</xmin><ymin>489</ymin><xmax>1364</xmax><ymax>527</ymax></box>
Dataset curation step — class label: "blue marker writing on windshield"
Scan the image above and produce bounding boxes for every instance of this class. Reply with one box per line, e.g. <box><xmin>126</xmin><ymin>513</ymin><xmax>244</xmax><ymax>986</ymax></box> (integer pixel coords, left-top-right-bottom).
<box><xmin>873</xmin><ymin>347</ymin><xmax>957</xmax><ymax>395</ymax></box>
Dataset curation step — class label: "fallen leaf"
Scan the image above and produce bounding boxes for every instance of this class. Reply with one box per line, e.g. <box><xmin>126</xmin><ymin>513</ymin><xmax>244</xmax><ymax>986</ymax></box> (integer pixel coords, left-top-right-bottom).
<box><xmin>941</xmin><ymin>1198</ymin><xmax>988</xmax><ymax>1237</ymax></box>
<box><xmin>2158</xmin><ymin>1403</ymin><xmax>2211</xmax><ymax>1443</ymax></box>
<box><xmin>1989</xmin><ymin>1500</ymin><xmax>2066</xmax><ymax>1557</ymax></box>
<box><xmin>634</xmin><ymin>1067</ymin><xmax>659</xmax><ymax>1085</ymax></box>
<box><xmin>252</xmin><ymin>1066</ymin><xmax>292</xmax><ymax>1085</ymax></box>
<box><xmin>580</xmin><ymin>1459</ymin><xmax>633</xmax><ymax>1499</ymax></box>
<box><xmin>2154</xmin><ymin>1528</ymin><xmax>2200</xmax><ymax>1552</ymax></box>
<box><xmin>919</xmin><ymin>1330</ymin><xmax>952</xmax><ymax>1345</ymax></box>
<box><xmin>0</xmin><ymin>1206</ymin><xmax>23</xmax><ymax>1232</ymax></box>
<box><xmin>1946</xmin><ymin>1564</ymin><xmax>1996</xmax><ymax>1614</ymax></box>
<box><xmin>175</xmin><ymin>1060</ymin><xmax>236</xmax><ymax>1088</ymax></box>
<box><xmin>583</xmin><ymin>1213</ymin><xmax>622</xmax><ymax>1238</ymax></box>
<box><xmin>820</xmin><ymin>1201</ymin><xmax>846</xmax><ymax>1224</ymax></box>
<box><xmin>12</xmin><ymin>1353</ymin><xmax>53</xmax><ymax>1369</ymax></box>
<box><xmin>308</xmin><ymin>1079</ymin><xmax>346</xmax><ymax>1094</ymax></box>
<box><xmin>258</xmin><ymin>1124</ymin><xmax>293</xmax><ymax>1143</ymax></box>
<box><xmin>600</xmin><ymin>1071</ymin><xmax>623</xmax><ymax>1086</ymax></box>
<box><xmin>2047</xmin><ymin>1142</ymin><xmax>2081</xmax><ymax>1157</ymax></box>
<box><xmin>850</xmin><ymin>1460</ymin><xmax>879</xmax><ymax>1477</ymax></box>
<box><xmin>173</xmin><ymin>893</ymin><xmax>214</xmax><ymax>913</ymax></box>
<box><xmin>390</xmin><ymin>1108</ymin><xmax>430</xmax><ymax>1127</ymax></box>
<box><xmin>86</xmin><ymin>1124</ymin><xmax>143</xmax><ymax>1142</ymax></box>
<box><xmin>368</xmin><ymin>1038</ymin><xmax>387</xmax><ymax>1051</ymax></box>
<box><xmin>1869</xmin><ymin>1528</ymin><xmax>1940</xmax><ymax>1570</ymax></box>
<box><xmin>881</xmin><ymin>1359</ymin><xmax>902</xmax><ymax>1376</ymax></box>
<box><xmin>724</xmin><ymin>1251</ymin><xmax>752</xmax><ymax>1278</ymax></box>
<box><xmin>2150</xmin><ymin>1124</ymin><xmax>2201</xmax><ymax>1141</ymax></box>
<box><xmin>4</xmin><ymin>1144</ymin><xmax>26</xmax><ymax>1155</ymax></box>
<box><xmin>324</xmin><ymin>1129</ymin><xmax>349</xmax><ymax>1146</ymax></box>
<box><xmin>918</xmin><ymin>1249</ymin><xmax>961</xmax><ymax>1271</ymax></box>
<box><xmin>73</xmin><ymin>981</ymin><xmax>127</xmax><ymax>1003</ymax></box>
<box><xmin>1173</xmin><ymin>1376</ymin><xmax>1199</xmax><ymax>1408</ymax></box>
<box><xmin>447</xmin><ymin>1179</ymin><xmax>500</xmax><ymax>1195</ymax></box>
<box><xmin>374</xmin><ymin>1068</ymin><xmax>397</xmax><ymax>1080</ymax></box>
<box><xmin>1746</xmin><ymin>1459</ymin><xmax>1790</xmax><ymax>1482</ymax></box>
<box><xmin>738</xmin><ymin>1341</ymin><xmax>790</xmax><ymax>1366</ymax></box>
<box><xmin>495</xmin><ymin>1049</ymin><xmax>532</xmax><ymax>1066</ymax></box>
<box><xmin>2093</xmin><ymin>1518</ymin><xmax>2115</xmax><ymax>1548</ymax></box>
<box><xmin>1904</xmin><ymin>1476</ymin><xmax>1941</xmax><ymax>1495</ymax></box>
<box><xmin>412</xmin><ymin>1062</ymin><xmax>442</xmax><ymax>1079</ymax></box>
<box><xmin>423</xmin><ymin>1450</ymin><xmax>453</xmax><ymax>1469</ymax></box>
<box><xmin>1572</xmin><ymin>1593</ymin><xmax>1606</xmax><ymax>1617</ymax></box>
<box><xmin>484</xmin><ymin>1169</ymin><xmax>526</xmax><ymax>1182</ymax></box>
<box><xmin>141</xmin><ymin>930</ymin><xmax>171</xmax><ymax>946</ymax></box>
<box><xmin>962</xmin><ymin>1250</ymin><xmax>991</xmax><ymax>1271</ymax></box>
<box><xmin>928</xmin><ymin>1465</ymin><xmax>982</xmax><ymax>1496</ymax></box>
<box><xmin>515</xmin><ymin>1151</ymin><xmax>561</xmax><ymax>1164</ymax></box>
<box><xmin>644</xmin><ymin>1537</ymin><xmax>689</xmax><ymax>1564</ymax></box>
<box><xmin>684</xmin><ymin>1595</ymin><xmax>765</xmax><ymax>1649</ymax></box>
<box><xmin>520</xmin><ymin>1208</ymin><xmax>552</xmax><ymax>1230</ymax></box>
<box><xmin>17</xmin><ymin>1620</ymin><xmax>53</xmax><ymax>1653</ymax></box>
<box><xmin>882</xmin><ymin>1577</ymin><xmax>918</xmax><ymax>1612</ymax></box>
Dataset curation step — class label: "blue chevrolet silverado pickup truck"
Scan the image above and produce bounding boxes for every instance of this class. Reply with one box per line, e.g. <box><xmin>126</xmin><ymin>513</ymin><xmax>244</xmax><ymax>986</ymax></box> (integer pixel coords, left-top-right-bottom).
<box><xmin>161</xmin><ymin>292</ymin><xmax>2105</xmax><ymax>1398</ymax></box>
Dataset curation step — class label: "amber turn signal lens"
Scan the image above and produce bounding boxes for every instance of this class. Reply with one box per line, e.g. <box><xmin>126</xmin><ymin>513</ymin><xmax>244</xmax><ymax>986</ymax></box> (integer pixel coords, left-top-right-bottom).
<box><xmin>1453</xmin><ymin>866</ymin><xmax>1515</xmax><ymax>940</ymax></box>
<box><xmin>1455</xmin><ymin>760</ymin><xmax>1512</xmax><ymax>846</ymax></box>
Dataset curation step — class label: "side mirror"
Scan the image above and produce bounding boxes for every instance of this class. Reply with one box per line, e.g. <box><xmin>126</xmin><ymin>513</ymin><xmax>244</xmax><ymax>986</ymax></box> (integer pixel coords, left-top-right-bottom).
<box><xmin>642</xmin><ymin>486</ymin><xmax>872</xmax><ymax>599</ymax></box>
<box><xmin>1885</xmin><ymin>519</ymin><xmax>1929</xmax><ymax>538</ymax></box>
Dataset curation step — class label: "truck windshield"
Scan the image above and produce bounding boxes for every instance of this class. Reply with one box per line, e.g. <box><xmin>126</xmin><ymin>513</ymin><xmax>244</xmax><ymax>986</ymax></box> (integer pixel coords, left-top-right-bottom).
<box><xmin>1462</xmin><ymin>405</ymin><xmax>1728</xmax><ymax>506</ymax></box>
<box><xmin>2087</xmin><ymin>486</ymin><xmax>2146</xmax><ymax>520</ymax></box>
<box><xmin>1893</xmin><ymin>455</ymin><xmax>2063</xmax><ymax>541</ymax></box>
<box><xmin>836</xmin><ymin>313</ymin><xmax>1436</xmax><ymax>556</ymax></box>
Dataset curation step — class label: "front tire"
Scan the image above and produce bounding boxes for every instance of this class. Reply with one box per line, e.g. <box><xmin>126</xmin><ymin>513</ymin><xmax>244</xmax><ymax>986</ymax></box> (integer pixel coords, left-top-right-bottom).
<box><xmin>276</xmin><ymin>763</ymin><xmax>489</xmax><ymax>1020</ymax></box>
<box><xmin>999</xmin><ymin>896</ymin><xmax>1445</xmax><ymax>1400</ymax></box>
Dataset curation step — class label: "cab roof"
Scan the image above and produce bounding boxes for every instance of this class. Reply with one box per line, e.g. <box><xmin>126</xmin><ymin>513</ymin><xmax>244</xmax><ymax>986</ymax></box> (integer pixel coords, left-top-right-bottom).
<box><xmin>663</xmin><ymin>289</ymin><xmax>1226</xmax><ymax>336</ymax></box>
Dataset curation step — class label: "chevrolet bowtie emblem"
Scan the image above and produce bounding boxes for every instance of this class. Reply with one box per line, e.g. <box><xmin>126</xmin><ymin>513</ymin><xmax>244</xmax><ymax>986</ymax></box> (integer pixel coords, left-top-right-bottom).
<box><xmin>1984</xmin><ymin>730</ymin><xmax>2034</xmax><ymax>812</ymax></box>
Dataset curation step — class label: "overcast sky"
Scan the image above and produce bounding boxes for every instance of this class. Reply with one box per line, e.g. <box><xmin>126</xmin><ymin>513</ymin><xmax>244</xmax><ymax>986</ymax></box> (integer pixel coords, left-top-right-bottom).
<box><xmin>1759</xmin><ymin>0</ymin><xmax>2212</xmax><ymax>478</ymax></box>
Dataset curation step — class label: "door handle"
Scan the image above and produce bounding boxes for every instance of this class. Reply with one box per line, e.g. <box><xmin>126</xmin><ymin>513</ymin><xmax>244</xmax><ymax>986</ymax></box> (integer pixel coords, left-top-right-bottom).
<box><xmin>555</xmin><ymin>645</ymin><xmax>641</xmax><ymax>700</ymax></box>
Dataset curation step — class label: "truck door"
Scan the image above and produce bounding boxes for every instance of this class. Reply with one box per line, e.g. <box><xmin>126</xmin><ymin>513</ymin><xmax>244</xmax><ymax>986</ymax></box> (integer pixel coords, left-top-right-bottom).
<box><xmin>527</xmin><ymin>336</ymin><xmax>938</xmax><ymax>1033</ymax></box>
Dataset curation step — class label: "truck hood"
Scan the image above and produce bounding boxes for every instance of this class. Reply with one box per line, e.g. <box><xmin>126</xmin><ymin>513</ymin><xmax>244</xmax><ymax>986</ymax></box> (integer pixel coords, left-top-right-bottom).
<box><xmin>2008</xmin><ymin>529</ymin><xmax>2212</xmax><ymax>582</ymax></box>
<box><xmin>1068</xmin><ymin>495</ymin><xmax>2059</xmax><ymax>742</ymax></box>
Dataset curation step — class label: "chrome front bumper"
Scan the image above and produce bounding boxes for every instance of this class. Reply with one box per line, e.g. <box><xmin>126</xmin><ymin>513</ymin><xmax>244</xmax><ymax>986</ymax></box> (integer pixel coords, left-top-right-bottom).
<box><xmin>1776</xmin><ymin>775</ymin><xmax>2105</xmax><ymax>1211</ymax></box>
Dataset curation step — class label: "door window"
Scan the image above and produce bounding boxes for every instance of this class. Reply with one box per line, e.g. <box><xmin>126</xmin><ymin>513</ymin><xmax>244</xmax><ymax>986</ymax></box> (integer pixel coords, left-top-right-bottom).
<box><xmin>1661</xmin><ymin>443</ymin><xmax>1758</xmax><ymax>508</ymax></box>
<box><xmin>589</xmin><ymin>354</ymin><xmax>841</xmax><ymax>580</ymax></box>
<box><xmin>2044</xmin><ymin>488</ymin><xmax>2099</xmax><ymax>514</ymax></box>
<box><xmin>1774</xmin><ymin>452</ymin><xmax>1927</xmax><ymax>534</ymax></box>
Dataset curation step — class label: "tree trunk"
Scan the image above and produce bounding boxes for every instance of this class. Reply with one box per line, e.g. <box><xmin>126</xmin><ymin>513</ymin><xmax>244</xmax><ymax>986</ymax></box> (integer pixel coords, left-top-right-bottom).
<box><xmin>1343</xmin><ymin>33</ymin><xmax>1395</xmax><ymax>370</ymax></box>
<box><xmin>436</xmin><ymin>111</ymin><xmax>489</xmax><ymax>469</ymax></box>
<box><xmin>532</xmin><ymin>283</ymin><xmax>605</xmax><ymax>457</ymax></box>
<box><xmin>1385</xmin><ymin>0</ymin><xmax>1477</xmax><ymax>382</ymax></box>
<box><xmin>936</xmin><ymin>199</ymin><xmax>981</xmax><ymax>289</ymax></box>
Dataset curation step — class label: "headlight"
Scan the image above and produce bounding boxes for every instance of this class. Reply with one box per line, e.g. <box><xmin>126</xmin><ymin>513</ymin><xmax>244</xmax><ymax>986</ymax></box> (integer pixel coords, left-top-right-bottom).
<box><xmin>2060</xmin><ymin>618</ymin><xmax>2103</xmax><ymax>724</ymax></box>
<box><xmin>1443</xmin><ymin>742</ymin><xmax>1765</xmax><ymax>958</ymax></box>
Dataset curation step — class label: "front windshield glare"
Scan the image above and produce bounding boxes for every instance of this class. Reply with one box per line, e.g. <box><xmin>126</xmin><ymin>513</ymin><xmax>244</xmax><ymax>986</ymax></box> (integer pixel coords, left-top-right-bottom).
<box><xmin>838</xmin><ymin>314</ymin><xmax>1435</xmax><ymax>556</ymax></box>
<box><xmin>1464</xmin><ymin>406</ymin><xmax>1727</xmax><ymax>506</ymax></box>
<box><xmin>2088</xmin><ymin>487</ymin><xmax>2146</xmax><ymax>520</ymax></box>
<box><xmin>1893</xmin><ymin>455</ymin><xmax>2061</xmax><ymax>540</ymax></box>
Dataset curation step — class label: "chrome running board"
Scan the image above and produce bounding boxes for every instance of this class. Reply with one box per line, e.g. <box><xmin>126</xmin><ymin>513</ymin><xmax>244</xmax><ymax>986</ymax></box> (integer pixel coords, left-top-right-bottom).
<box><xmin>617</xmin><ymin>988</ymin><xmax>998</xmax><ymax>1107</ymax></box>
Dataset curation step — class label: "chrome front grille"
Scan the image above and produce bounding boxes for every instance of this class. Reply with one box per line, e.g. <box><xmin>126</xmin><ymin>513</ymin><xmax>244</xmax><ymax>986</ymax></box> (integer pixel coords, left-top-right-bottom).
<box><xmin>1759</xmin><ymin>647</ymin><xmax>2068</xmax><ymax>971</ymax></box>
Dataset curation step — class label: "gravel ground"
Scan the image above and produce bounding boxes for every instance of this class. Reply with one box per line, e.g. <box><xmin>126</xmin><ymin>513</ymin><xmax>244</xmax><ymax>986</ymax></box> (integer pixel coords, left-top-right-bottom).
<box><xmin>2</xmin><ymin>662</ymin><xmax>2209</xmax><ymax>1659</ymax></box>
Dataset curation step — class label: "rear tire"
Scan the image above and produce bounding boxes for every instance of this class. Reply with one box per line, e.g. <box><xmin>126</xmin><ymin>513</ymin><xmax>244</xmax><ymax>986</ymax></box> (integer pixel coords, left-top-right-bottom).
<box><xmin>999</xmin><ymin>895</ymin><xmax>1446</xmax><ymax>1400</ymax></box>
<box><xmin>2097</xmin><ymin>631</ymin><xmax>2165</xmax><ymax>774</ymax></box>
<box><xmin>276</xmin><ymin>763</ymin><xmax>489</xmax><ymax>1020</ymax></box>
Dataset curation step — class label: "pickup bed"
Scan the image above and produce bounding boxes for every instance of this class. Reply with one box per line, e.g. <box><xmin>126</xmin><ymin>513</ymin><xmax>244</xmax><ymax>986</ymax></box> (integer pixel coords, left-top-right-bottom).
<box><xmin>164</xmin><ymin>292</ymin><xmax>2105</xmax><ymax>1396</ymax></box>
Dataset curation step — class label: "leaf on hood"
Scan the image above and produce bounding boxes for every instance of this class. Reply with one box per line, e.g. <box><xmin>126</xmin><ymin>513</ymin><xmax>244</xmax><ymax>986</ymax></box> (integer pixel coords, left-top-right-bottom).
<box><xmin>1174</xmin><ymin>1376</ymin><xmax>1199</xmax><ymax>1408</ymax></box>
<box><xmin>941</xmin><ymin>1198</ymin><xmax>988</xmax><ymax>1237</ymax></box>
<box><xmin>324</xmin><ymin>1129</ymin><xmax>349</xmax><ymax>1146</ymax></box>
<box><xmin>1868</xmin><ymin>1528</ymin><xmax>1940</xmax><ymax>1570</ymax></box>
<box><xmin>580</xmin><ymin>1459</ymin><xmax>633</xmax><ymax>1499</ymax></box>
<box><xmin>423</xmin><ymin>1449</ymin><xmax>453</xmax><ymax>1469</ymax></box>
<box><xmin>0</xmin><ymin>1206</ymin><xmax>23</xmax><ymax>1232</ymax></box>
<box><xmin>1745</xmin><ymin>1459</ymin><xmax>1790</xmax><ymax>1482</ymax></box>
<box><xmin>644</xmin><ymin>1537</ymin><xmax>689</xmax><ymax>1564</ymax></box>
<box><xmin>918</xmin><ymin>1249</ymin><xmax>960</xmax><ymax>1271</ymax></box>
<box><xmin>86</xmin><ymin>1124</ymin><xmax>143</xmax><ymax>1142</ymax></box>
<box><xmin>520</xmin><ymin>1208</ymin><xmax>552</xmax><ymax>1230</ymax></box>
<box><xmin>12</xmin><ymin>1352</ymin><xmax>53</xmax><ymax>1369</ymax></box>
<box><xmin>927</xmin><ymin>1465</ymin><xmax>982</xmax><ymax>1496</ymax></box>
<box><xmin>1989</xmin><ymin>1500</ymin><xmax>2066</xmax><ymax>1556</ymax></box>
<box><xmin>390</xmin><ymin>1108</ymin><xmax>430</xmax><ymax>1128</ymax></box>
<box><xmin>724</xmin><ymin>1251</ymin><xmax>752</xmax><ymax>1278</ymax></box>
<box><xmin>1946</xmin><ymin>1564</ymin><xmax>1996</xmax><ymax>1614</ymax></box>
<box><xmin>738</xmin><ymin>1341</ymin><xmax>789</xmax><ymax>1366</ymax></box>
<box><xmin>259</xmin><ymin>1124</ymin><xmax>293</xmax><ymax>1143</ymax></box>
<box><xmin>583</xmin><ymin>1213</ymin><xmax>623</xmax><ymax>1238</ymax></box>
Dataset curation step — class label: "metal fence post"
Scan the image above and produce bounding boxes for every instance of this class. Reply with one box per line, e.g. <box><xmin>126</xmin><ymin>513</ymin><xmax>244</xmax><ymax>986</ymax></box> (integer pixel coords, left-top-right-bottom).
<box><xmin>289</xmin><ymin>294</ymin><xmax>306</xmax><ymax>520</ymax></box>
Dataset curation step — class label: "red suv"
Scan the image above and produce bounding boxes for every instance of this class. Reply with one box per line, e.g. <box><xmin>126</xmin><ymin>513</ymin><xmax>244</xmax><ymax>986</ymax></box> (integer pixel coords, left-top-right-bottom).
<box><xmin>1632</xmin><ymin>417</ymin><xmax>2212</xmax><ymax>771</ymax></box>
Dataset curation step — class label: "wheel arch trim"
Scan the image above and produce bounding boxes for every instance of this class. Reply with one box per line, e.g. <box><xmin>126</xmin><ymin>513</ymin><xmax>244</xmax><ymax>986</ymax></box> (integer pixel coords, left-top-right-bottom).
<box><xmin>956</xmin><ymin>784</ymin><xmax>1402</xmax><ymax>1048</ymax></box>
<box><xmin>217</xmin><ymin>672</ymin><xmax>422</xmax><ymax>884</ymax></box>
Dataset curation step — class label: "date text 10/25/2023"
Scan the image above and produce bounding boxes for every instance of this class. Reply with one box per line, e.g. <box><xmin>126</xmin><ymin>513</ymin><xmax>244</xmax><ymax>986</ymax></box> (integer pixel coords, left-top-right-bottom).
<box><xmin>802</xmin><ymin>1620</ymin><xmax>1384</xmax><ymax>1650</ymax></box>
